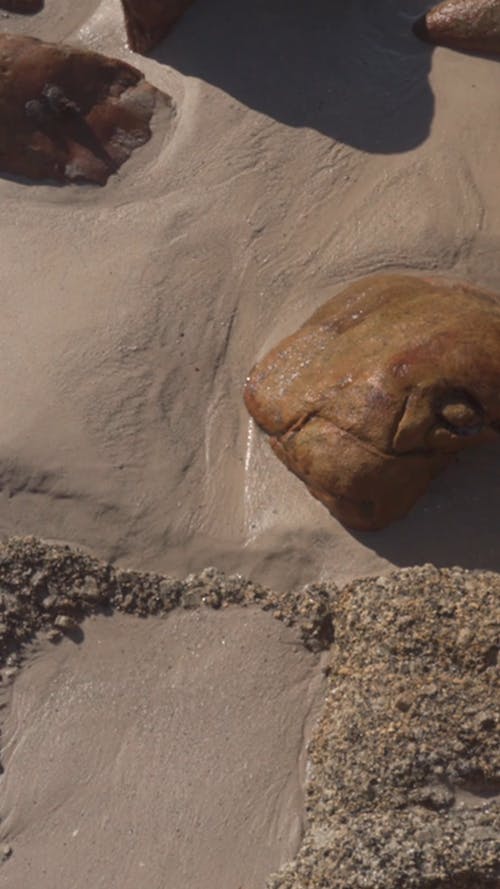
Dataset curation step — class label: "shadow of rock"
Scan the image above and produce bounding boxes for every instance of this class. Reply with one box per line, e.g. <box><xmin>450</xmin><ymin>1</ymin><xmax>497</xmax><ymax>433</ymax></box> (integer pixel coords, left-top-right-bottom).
<box><xmin>353</xmin><ymin>443</ymin><xmax>500</xmax><ymax>572</ymax></box>
<box><xmin>152</xmin><ymin>0</ymin><xmax>435</xmax><ymax>153</ymax></box>
<box><xmin>0</xmin><ymin>0</ymin><xmax>43</xmax><ymax>12</ymax></box>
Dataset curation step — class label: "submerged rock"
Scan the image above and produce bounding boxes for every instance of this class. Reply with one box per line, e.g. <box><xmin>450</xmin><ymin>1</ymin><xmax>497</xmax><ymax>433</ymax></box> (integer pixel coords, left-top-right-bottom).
<box><xmin>0</xmin><ymin>33</ymin><xmax>172</xmax><ymax>185</ymax></box>
<box><xmin>120</xmin><ymin>0</ymin><xmax>194</xmax><ymax>53</ymax></box>
<box><xmin>244</xmin><ymin>275</ymin><xmax>500</xmax><ymax>530</ymax></box>
<box><xmin>414</xmin><ymin>0</ymin><xmax>500</xmax><ymax>55</ymax></box>
<box><xmin>269</xmin><ymin>564</ymin><xmax>500</xmax><ymax>889</ymax></box>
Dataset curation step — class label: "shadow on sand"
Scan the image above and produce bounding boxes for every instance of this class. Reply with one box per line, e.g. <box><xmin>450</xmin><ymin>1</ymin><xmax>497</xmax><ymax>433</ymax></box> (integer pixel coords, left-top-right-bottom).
<box><xmin>152</xmin><ymin>0</ymin><xmax>435</xmax><ymax>153</ymax></box>
<box><xmin>354</xmin><ymin>444</ymin><xmax>500</xmax><ymax>573</ymax></box>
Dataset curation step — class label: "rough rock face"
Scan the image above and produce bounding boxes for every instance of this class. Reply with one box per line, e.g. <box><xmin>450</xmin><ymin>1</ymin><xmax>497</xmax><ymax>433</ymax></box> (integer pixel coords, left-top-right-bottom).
<box><xmin>269</xmin><ymin>564</ymin><xmax>500</xmax><ymax>889</ymax></box>
<box><xmin>414</xmin><ymin>0</ymin><xmax>500</xmax><ymax>55</ymax></box>
<box><xmin>120</xmin><ymin>0</ymin><xmax>194</xmax><ymax>53</ymax></box>
<box><xmin>0</xmin><ymin>0</ymin><xmax>42</xmax><ymax>11</ymax></box>
<box><xmin>0</xmin><ymin>34</ymin><xmax>171</xmax><ymax>185</ymax></box>
<box><xmin>244</xmin><ymin>275</ymin><xmax>500</xmax><ymax>530</ymax></box>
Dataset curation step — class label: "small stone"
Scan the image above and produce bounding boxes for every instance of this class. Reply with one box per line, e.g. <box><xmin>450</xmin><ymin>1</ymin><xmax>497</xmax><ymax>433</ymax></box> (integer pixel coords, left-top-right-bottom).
<box><xmin>42</xmin><ymin>595</ymin><xmax>57</xmax><ymax>610</ymax></box>
<box><xmin>0</xmin><ymin>843</ymin><xmax>12</xmax><ymax>862</ymax></box>
<box><xmin>181</xmin><ymin>589</ymin><xmax>202</xmax><ymax>609</ymax></box>
<box><xmin>475</xmin><ymin>711</ymin><xmax>496</xmax><ymax>732</ymax></box>
<box><xmin>79</xmin><ymin>577</ymin><xmax>100</xmax><ymax>602</ymax></box>
<box><xmin>121</xmin><ymin>593</ymin><xmax>135</xmax><ymax>610</ymax></box>
<box><xmin>395</xmin><ymin>694</ymin><xmax>412</xmax><ymax>713</ymax></box>
<box><xmin>3</xmin><ymin>667</ymin><xmax>17</xmax><ymax>680</ymax></box>
<box><xmin>54</xmin><ymin>614</ymin><xmax>78</xmax><ymax>632</ymax></box>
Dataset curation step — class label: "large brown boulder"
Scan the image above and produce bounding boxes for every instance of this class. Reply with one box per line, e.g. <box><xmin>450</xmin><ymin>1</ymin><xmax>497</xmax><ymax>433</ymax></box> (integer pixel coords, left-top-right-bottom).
<box><xmin>244</xmin><ymin>275</ymin><xmax>500</xmax><ymax>530</ymax></box>
<box><xmin>120</xmin><ymin>0</ymin><xmax>194</xmax><ymax>53</ymax></box>
<box><xmin>414</xmin><ymin>0</ymin><xmax>500</xmax><ymax>55</ymax></box>
<box><xmin>0</xmin><ymin>33</ymin><xmax>171</xmax><ymax>185</ymax></box>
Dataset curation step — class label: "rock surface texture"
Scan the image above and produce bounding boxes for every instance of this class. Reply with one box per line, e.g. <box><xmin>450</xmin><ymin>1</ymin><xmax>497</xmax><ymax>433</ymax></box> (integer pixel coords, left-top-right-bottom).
<box><xmin>414</xmin><ymin>0</ymin><xmax>500</xmax><ymax>55</ymax></box>
<box><xmin>269</xmin><ymin>564</ymin><xmax>500</xmax><ymax>889</ymax></box>
<box><xmin>0</xmin><ymin>34</ymin><xmax>170</xmax><ymax>185</ymax></box>
<box><xmin>120</xmin><ymin>0</ymin><xmax>194</xmax><ymax>53</ymax></box>
<box><xmin>244</xmin><ymin>275</ymin><xmax>500</xmax><ymax>530</ymax></box>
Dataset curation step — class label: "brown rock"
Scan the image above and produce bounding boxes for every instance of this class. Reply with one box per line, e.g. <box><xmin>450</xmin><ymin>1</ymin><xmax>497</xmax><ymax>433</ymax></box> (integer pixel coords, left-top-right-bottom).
<box><xmin>244</xmin><ymin>275</ymin><xmax>500</xmax><ymax>530</ymax></box>
<box><xmin>0</xmin><ymin>33</ymin><xmax>170</xmax><ymax>185</ymax></box>
<box><xmin>413</xmin><ymin>0</ymin><xmax>500</xmax><ymax>55</ymax></box>
<box><xmin>0</xmin><ymin>0</ymin><xmax>42</xmax><ymax>11</ymax></box>
<box><xmin>120</xmin><ymin>0</ymin><xmax>194</xmax><ymax>53</ymax></box>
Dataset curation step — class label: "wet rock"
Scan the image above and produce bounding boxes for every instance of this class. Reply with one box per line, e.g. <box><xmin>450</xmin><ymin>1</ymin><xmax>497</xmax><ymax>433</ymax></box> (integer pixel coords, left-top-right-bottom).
<box><xmin>0</xmin><ymin>33</ymin><xmax>172</xmax><ymax>185</ymax></box>
<box><xmin>244</xmin><ymin>275</ymin><xmax>500</xmax><ymax>530</ymax></box>
<box><xmin>120</xmin><ymin>0</ymin><xmax>194</xmax><ymax>53</ymax></box>
<box><xmin>0</xmin><ymin>0</ymin><xmax>42</xmax><ymax>11</ymax></box>
<box><xmin>413</xmin><ymin>0</ymin><xmax>500</xmax><ymax>56</ymax></box>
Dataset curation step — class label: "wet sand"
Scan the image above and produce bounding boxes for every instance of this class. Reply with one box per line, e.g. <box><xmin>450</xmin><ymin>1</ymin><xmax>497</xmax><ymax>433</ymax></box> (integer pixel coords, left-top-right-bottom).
<box><xmin>0</xmin><ymin>608</ymin><xmax>325</xmax><ymax>889</ymax></box>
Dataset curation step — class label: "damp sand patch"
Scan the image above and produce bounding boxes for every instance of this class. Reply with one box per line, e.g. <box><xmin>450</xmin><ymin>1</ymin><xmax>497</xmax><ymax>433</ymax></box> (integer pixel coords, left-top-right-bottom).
<box><xmin>0</xmin><ymin>609</ymin><xmax>325</xmax><ymax>889</ymax></box>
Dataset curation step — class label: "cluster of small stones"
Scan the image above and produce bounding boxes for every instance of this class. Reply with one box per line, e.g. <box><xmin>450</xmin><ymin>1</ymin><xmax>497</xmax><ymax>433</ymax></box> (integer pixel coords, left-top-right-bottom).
<box><xmin>269</xmin><ymin>565</ymin><xmax>499</xmax><ymax>889</ymax></box>
<box><xmin>0</xmin><ymin>536</ymin><xmax>333</xmax><ymax>675</ymax></box>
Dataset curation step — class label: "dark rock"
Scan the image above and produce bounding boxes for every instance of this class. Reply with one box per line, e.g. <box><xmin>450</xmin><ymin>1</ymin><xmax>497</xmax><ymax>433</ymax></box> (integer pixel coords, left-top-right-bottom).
<box><xmin>120</xmin><ymin>0</ymin><xmax>194</xmax><ymax>53</ymax></box>
<box><xmin>244</xmin><ymin>275</ymin><xmax>500</xmax><ymax>530</ymax></box>
<box><xmin>0</xmin><ymin>33</ymin><xmax>172</xmax><ymax>185</ymax></box>
<box><xmin>0</xmin><ymin>0</ymin><xmax>43</xmax><ymax>12</ymax></box>
<box><xmin>413</xmin><ymin>0</ymin><xmax>500</xmax><ymax>56</ymax></box>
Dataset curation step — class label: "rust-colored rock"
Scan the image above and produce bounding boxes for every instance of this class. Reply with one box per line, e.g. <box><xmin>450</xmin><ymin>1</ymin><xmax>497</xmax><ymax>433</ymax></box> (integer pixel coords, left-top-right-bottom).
<box><xmin>0</xmin><ymin>0</ymin><xmax>43</xmax><ymax>11</ymax></box>
<box><xmin>413</xmin><ymin>0</ymin><xmax>500</xmax><ymax>55</ymax></box>
<box><xmin>244</xmin><ymin>275</ymin><xmax>500</xmax><ymax>531</ymax></box>
<box><xmin>0</xmin><ymin>33</ymin><xmax>170</xmax><ymax>185</ymax></box>
<box><xmin>120</xmin><ymin>0</ymin><xmax>194</xmax><ymax>53</ymax></box>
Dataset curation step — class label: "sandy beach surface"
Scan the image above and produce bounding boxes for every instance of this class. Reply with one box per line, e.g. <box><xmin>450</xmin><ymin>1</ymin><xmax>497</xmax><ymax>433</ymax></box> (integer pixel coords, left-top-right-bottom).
<box><xmin>0</xmin><ymin>1</ymin><xmax>499</xmax><ymax>887</ymax></box>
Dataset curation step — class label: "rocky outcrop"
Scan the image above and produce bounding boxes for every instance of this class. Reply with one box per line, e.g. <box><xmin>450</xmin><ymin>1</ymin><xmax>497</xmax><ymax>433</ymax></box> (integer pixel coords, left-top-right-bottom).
<box><xmin>0</xmin><ymin>33</ymin><xmax>172</xmax><ymax>185</ymax></box>
<box><xmin>269</xmin><ymin>564</ymin><xmax>500</xmax><ymax>889</ymax></box>
<box><xmin>0</xmin><ymin>0</ymin><xmax>43</xmax><ymax>11</ymax></box>
<box><xmin>244</xmin><ymin>275</ymin><xmax>500</xmax><ymax>530</ymax></box>
<box><xmin>120</xmin><ymin>0</ymin><xmax>194</xmax><ymax>53</ymax></box>
<box><xmin>414</xmin><ymin>0</ymin><xmax>500</xmax><ymax>55</ymax></box>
